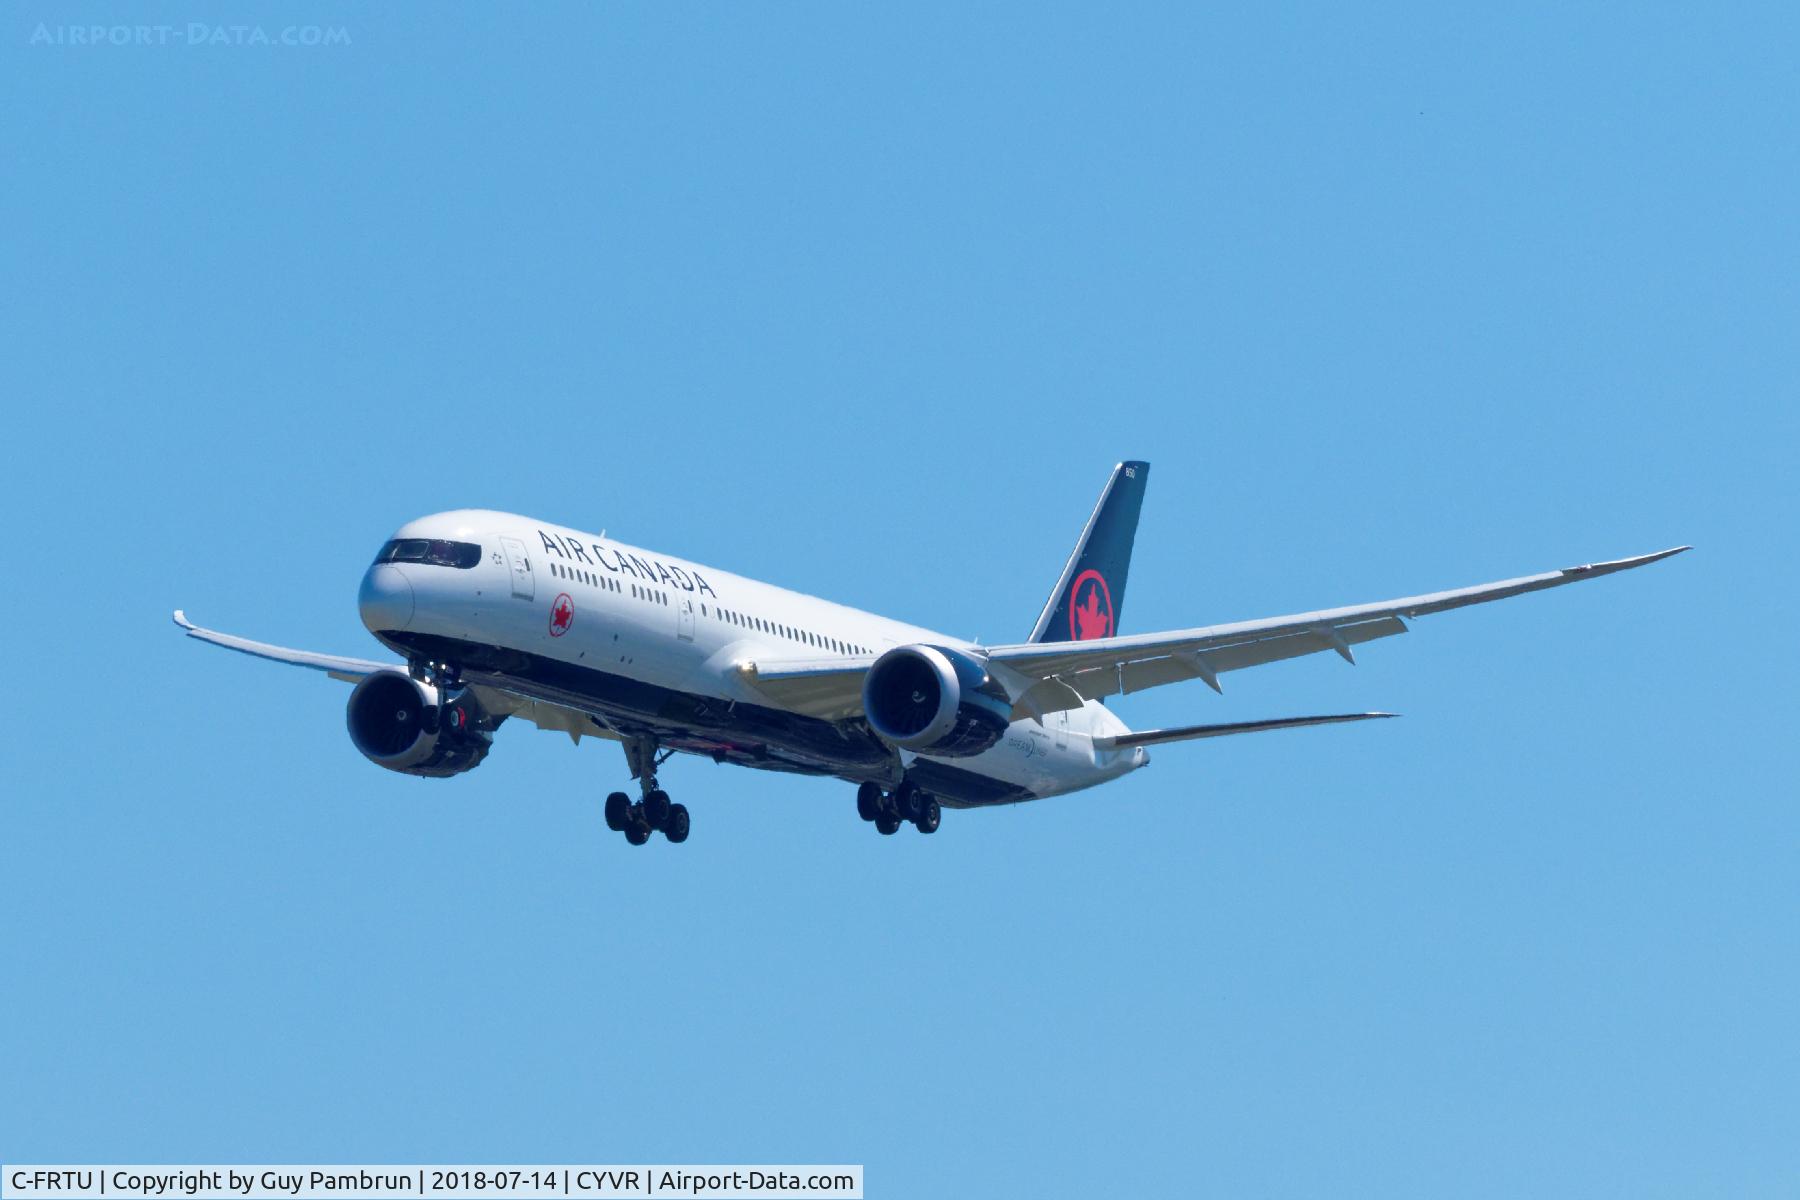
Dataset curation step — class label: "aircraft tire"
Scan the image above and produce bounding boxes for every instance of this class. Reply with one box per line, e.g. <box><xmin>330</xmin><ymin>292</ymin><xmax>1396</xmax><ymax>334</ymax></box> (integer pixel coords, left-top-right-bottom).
<box><xmin>644</xmin><ymin>788</ymin><xmax>672</xmax><ymax>829</ymax></box>
<box><xmin>896</xmin><ymin>783</ymin><xmax>924</xmax><ymax>822</ymax></box>
<box><xmin>915</xmin><ymin>797</ymin><xmax>941</xmax><ymax>834</ymax></box>
<box><xmin>624</xmin><ymin>819</ymin><xmax>651</xmax><ymax>846</ymax></box>
<box><xmin>856</xmin><ymin>782</ymin><xmax>882</xmax><ymax>821</ymax></box>
<box><xmin>604</xmin><ymin>792</ymin><xmax>632</xmax><ymax>831</ymax></box>
<box><xmin>875</xmin><ymin>815</ymin><xmax>901</xmax><ymax>836</ymax></box>
<box><xmin>664</xmin><ymin>803</ymin><xmax>690</xmax><ymax>843</ymax></box>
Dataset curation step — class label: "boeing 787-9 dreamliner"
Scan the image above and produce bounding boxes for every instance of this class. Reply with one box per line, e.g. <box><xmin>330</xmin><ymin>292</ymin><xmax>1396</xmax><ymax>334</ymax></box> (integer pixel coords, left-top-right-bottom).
<box><xmin>176</xmin><ymin>462</ymin><xmax>1685</xmax><ymax>845</ymax></box>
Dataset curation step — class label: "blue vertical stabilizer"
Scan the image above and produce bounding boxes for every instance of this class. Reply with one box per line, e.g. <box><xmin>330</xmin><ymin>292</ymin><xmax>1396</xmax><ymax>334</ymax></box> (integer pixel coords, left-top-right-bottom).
<box><xmin>1027</xmin><ymin>461</ymin><xmax>1149</xmax><ymax>644</ymax></box>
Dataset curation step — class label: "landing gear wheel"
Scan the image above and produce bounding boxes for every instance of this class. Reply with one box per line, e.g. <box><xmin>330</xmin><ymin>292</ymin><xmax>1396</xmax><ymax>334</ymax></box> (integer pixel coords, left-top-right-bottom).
<box><xmin>896</xmin><ymin>784</ymin><xmax>924</xmax><ymax>822</ymax></box>
<box><xmin>644</xmin><ymin>788</ymin><xmax>672</xmax><ymax>829</ymax></box>
<box><xmin>664</xmin><ymin>803</ymin><xmax>690</xmax><ymax>843</ymax></box>
<box><xmin>914</xmin><ymin>797</ymin><xmax>941</xmax><ymax>834</ymax></box>
<box><xmin>856</xmin><ymin>782</ymin><xmax>882</xmax><ymax>822</ymax></box>
<box><xmin>624</xmin><ymin>817</ymin><xmax>651</xmax><ymax>846</ymax></box>
<box><xmin>604</xmin><ymin>792</ymin><xmax>632</xmax><ymax>832</ymax></box>
<box><xmin>875</xmin><ymin>815</ymin><xmax>901</xmax><ymax>836</ymax></box>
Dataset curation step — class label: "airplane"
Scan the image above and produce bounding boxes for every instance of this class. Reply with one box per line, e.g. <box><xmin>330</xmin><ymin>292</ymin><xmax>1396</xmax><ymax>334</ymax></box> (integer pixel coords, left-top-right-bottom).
<box><xmin>174</xmin><ymin>462</ymin><xmax>1687</xmax><ymax>845</ymax></box>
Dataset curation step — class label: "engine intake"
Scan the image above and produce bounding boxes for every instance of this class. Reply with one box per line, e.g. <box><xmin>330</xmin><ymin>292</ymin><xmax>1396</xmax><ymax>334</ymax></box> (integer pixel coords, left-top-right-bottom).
<box><xmin>862</xmin><ymin>644</ymin><xmax>1011</xmax><ymax>757</ymax></box>
<box><xmin>346</xmin><ymin>669</ymin><xmax>499</xmax><ymax>777</ymax></box>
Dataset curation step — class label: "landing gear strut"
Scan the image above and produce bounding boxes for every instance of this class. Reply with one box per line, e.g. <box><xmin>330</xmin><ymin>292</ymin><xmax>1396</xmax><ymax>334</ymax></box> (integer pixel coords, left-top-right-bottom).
<box><xmin>604</xmin><ymin>734</ymin><xmax>690</xmax><ymax>845</ymax></box>
<box><xmin>411</xmin><ymin>658</ymin><xmax>464</xmax><ymax>714</ymax></box>
<box><xmin>855</xmin><ymin>780</ymin><xmax>941</xmax><ymax>836</ymax></box>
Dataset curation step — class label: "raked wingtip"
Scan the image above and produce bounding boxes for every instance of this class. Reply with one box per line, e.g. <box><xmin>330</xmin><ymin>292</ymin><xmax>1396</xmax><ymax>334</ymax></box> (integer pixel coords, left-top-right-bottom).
<box><xmin>1566</xmin><ymin>545</ymin><xmax>1692</xmax><ymax>576</ymax></box>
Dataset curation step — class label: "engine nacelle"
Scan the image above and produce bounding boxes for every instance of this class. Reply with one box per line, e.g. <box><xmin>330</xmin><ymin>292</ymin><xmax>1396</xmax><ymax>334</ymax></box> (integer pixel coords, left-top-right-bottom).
<box><xmin>345</xmin><ymin>669</ymin><xmax>499</xmax><ymax>777</ymax></box>
<box><xmin>861</xmin><ymin>644</ymin><xmax>1012</xmax><ymax>758</ymax></box>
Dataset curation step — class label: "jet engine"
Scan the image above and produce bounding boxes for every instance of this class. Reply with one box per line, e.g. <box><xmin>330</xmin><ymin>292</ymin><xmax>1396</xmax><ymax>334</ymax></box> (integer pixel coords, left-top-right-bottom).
<box><xmin>861</xmin><ymin>644</ymin><xmax>1012</xmax><ymax>758</ymax></box>
<box><xmin>345</xmin><ymin>669</ymin><xmax>501</xmax><ymax>777</ymax></box>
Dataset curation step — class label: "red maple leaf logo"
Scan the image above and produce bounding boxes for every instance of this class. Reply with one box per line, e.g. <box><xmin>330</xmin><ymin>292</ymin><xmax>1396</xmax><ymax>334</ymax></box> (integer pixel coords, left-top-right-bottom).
<box><xmin>550</xmin><ymin>593</ymin><xmax>574</xmax><ymax>636</ymax></box>
<box><xmin>1073</xmin><ymin>578</ymin><xmax>1112</xmax><ymax>640</ymax></box>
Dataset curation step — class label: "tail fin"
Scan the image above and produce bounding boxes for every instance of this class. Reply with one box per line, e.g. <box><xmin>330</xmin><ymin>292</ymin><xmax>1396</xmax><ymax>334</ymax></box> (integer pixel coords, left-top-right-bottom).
<box><xmin>1027</xmin><ymin>461</ymin><xmax>1149</xmax><ymax>643</ymax></box>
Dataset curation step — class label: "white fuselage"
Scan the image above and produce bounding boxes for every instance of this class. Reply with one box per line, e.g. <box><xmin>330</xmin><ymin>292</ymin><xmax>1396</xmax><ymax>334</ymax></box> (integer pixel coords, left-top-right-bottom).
<box><xmin>360</xmin><ymin>510</ymin><xmax>1147</xmax><ymax>806</ymax></box>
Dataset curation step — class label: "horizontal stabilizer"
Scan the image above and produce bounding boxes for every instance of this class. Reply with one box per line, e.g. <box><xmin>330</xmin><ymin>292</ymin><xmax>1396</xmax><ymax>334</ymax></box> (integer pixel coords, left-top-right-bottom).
<box><xmin>1095</xmin><ymin>711</ymin><xmax>1396</xmax><ymax>750</ymax></box>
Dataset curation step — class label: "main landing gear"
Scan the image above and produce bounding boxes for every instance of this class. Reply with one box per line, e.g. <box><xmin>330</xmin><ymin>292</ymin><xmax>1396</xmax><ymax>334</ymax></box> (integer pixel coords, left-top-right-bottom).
<box><xmin>856</xmin><ymin>781</ymin><xmax>940</xmax><ymax>836</ymax></box>
<box><xmin>604</xmin><ymin>788</ymin><xmax>688</xmax><ymax>844</ymax></box>
<box><xmin>604</xmin><ymin>734</ymin><xmax>690</xmax><ymax>846</ymax></box>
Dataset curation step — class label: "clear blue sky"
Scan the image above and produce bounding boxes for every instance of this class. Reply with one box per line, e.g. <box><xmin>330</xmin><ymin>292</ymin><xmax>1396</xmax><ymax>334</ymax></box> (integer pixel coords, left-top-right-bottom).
<box><xmin>3</xmin><ymin>5</ymin><xmax>1794</xmax><ymax>1197</ymax></box>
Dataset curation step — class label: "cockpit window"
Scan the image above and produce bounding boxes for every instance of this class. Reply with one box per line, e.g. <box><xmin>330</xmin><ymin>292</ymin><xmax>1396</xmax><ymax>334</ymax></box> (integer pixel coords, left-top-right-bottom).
<box><xmin>376</xmin><ymin>538</ymin><xmax>482</xmax><ymax>569</ymax></box>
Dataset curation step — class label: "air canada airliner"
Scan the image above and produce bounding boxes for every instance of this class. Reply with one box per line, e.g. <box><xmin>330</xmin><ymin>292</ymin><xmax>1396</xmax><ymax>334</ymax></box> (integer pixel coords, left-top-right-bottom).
<box><xmin>176</xmin><ymin>463</ymin><xmax>1686</xmax><ymax>845</ymax></box>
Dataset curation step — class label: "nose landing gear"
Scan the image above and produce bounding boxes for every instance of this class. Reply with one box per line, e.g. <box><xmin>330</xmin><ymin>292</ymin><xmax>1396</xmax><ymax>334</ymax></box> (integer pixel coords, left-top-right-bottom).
<box><xmin>855</xmin><ymin>780</ymin><xmax>941</xmax><ymax>836</ymax></box>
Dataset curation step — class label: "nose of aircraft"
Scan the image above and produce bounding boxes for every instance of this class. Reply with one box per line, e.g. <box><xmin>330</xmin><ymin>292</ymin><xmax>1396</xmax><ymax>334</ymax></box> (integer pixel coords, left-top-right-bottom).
<box><xmin>359</xmin><ymin>563</ymin><xmax>414</xmax><ymax>633</ymax></box>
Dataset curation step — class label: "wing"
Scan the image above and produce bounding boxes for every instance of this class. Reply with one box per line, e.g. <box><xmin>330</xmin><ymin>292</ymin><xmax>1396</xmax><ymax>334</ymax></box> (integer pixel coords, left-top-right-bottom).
<box><xmin>734</xmin><ymin>652</ymin><xmax>878</xmax><ymax>719</ymax></box>
<box><xmin>984</xmin><ymin>546</ymin><xmax>1689</xmax><ymax>708</ymax></box>
<box><xmin>741</xmin><ymin>546</ymin><xmax>1688</xmax><ymax>718</ymax></box>
<box><xmin>173</xmin><ymin>609</ymin><xmax>386</xmax><ymax>682</ymax></box>
<box><xmin>172</xmin><ymin>611</ymin><xmax>614</xmax><ymax>743</ymax></box>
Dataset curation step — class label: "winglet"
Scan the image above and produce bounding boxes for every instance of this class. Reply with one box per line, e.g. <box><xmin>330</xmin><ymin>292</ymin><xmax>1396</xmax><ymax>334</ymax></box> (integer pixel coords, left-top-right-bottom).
<box><xmin>172</xmin><ymin>609</ymin><xmax>195</xmax><ymax>631</ymax></box>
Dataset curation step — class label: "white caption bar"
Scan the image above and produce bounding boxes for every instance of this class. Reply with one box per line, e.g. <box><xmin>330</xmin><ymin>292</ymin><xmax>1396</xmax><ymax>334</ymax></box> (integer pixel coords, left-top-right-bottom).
<box><xmin>2</xmin><ymin>1167</ymin><xmax>862</xmax><ymax>1200</ymax></box>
